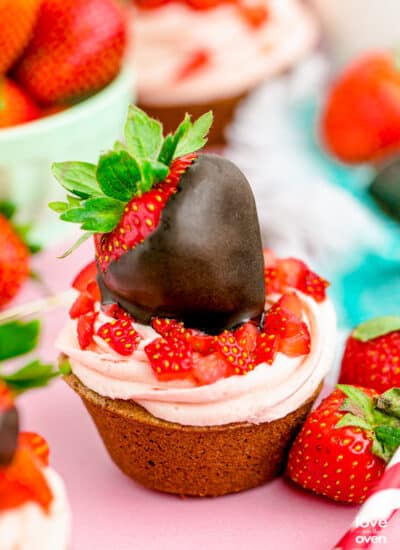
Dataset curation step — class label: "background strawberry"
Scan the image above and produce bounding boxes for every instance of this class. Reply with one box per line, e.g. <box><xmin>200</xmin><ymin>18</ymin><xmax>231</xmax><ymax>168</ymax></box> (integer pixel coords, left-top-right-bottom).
<box><xmin>0</xmin><ymin>0</ymin><xmax>42</xmax><ymax>74</ymax></box>
<box><xmin>0</xmin><ymin>78</ymin><xmax>40</xmax><ymax>129</ymax></box>
<box><xmin>321</xmin><ymin>52</ymin><xmax>400</xmax><ymax>164</ymax></box>
<box><xmin>0</xmin><ymin>212</ymin><xmax>30</xmax><ymax>308</ymax></box>
<box><xmin>339</xmin><ymin>316</ymin><xmax>400</xmax><ymax>393</ymax></box>
<box><xmin>287</xmin><ymin>385</ymin><xmax>400</xmax><ymax>504</ymax></box>
<box><xmin>13</xmin><ymin>0</ymin><xmax>127</xmax><ymax>106</ymax></box>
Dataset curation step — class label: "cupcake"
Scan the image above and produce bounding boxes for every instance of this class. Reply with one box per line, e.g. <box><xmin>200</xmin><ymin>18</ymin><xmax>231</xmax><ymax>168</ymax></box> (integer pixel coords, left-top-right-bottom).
<box><xmin>0</xmin><ymin>383</ymin><xmax>70</xmax><ymax>550</ymax></box>
<box><xmin>131</xmin><ymin>0</ymin><xmax>318</xmax><ymax>144</ymax></box>
<box><xmin>52</xmin><ymin>107</ymin><xmax>336</xmax><ymax>496</ymax></box>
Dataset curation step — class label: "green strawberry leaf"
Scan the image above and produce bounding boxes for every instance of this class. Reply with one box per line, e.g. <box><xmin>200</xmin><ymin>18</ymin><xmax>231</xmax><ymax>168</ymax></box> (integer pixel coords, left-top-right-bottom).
<box><xmin>375</xmin><ymin>425</ymin><xmax>400</xmax><ymax>454</ymax></box>
<box><xmin>59</xmin><ymin>359</ymin><xmax>72</xmax><ymax>375</ymax></box>
<box><xmin>372</xmin><ymin>437</ymin><xmax>390</xmax><ymax>462</ymax></box>
<box><xmin>376</xmin><ymin>388</ymin><xmax>400</xmax><ymax>419</ymax></box>
<box><xmin>124</xmin><ymin>106</ymin><xmax>163</xmax><ymax>160</ymax></box>
<box><xmin>67</xmin><ymin>195</ymin><xmax>81</xmax><ymax>208</ymax></box>
<box><xmin>48</xmin><ymin>201</ymin><xmax>69</xmax><ymax>213</ymax></box>
<box><xmin>0</xmin><ymin>320</ymin><xmax>40</xmax><ymax>361</ymax></box>
<box><xmin>52</xmin><ymin>162</ymin><xmax>100</xmax><ymax>198</ymax></box>
<box><xmin>353</xmin><ymin>316</ymin><xmax>400</xmax><ymax>342</ymax></box>
<box><xmin>97</xmin><ymin>151</ymin><xmax>140</xmax><ymax>201</ymax></box>
<box><xmin>113</xmin><ymin>140</ymin><xmax>127</xmax><ymax>153</ymax></box>
<box><xmin>60</xmin><ymin>197</ymin><xmax>124</xmax><ymax>233</ymax></box>
<box><xmin>0</xmin><ymin>360</ymin><xmax>60</xmax><ymax>394</ymax></box>
<box><xmin>174</xmin><ymin>111</ymin><xmax>213</xmax><ymax>159</ymax></box>
<box><xmin>58</xmin><ymin>231</ymin><xmax>94</xmax><ymax>259</ymax></box>
<box><xmin>158</xmin><ymin>114</ymin><xmax>191</xmax><ymax>165</ymax></box>
<box><xmin>337</xmin><ymin>384</ymin><xmax>375</xmax><ymax>423</ymax></box>
<box><xmin>0</xmin><ymin>201</ymin><xmax>16</xmax><ymax>219</ymax></box>
<box><xmin>335</xmin><ymin>412</ymin><xmax>372</xmax><ymax>432</ymax></box>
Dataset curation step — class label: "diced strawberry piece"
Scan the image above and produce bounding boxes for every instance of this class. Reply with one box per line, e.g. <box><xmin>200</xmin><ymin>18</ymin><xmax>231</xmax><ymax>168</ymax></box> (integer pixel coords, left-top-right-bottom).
<box><xmin>98</xmin><ymin>319</ymin><xmax>142</xmax><ymax>356</ymax></box>
<box><xmin>151</xmin><ymin>317</ymin><xmax>191</xmax><ymax>342</ymax></box>
<box><xmin>216</xmin><ymin>331</ymin><xmax>255</xmax><ymax>375</ymax></box>
<box><xmin>279</xmin><ymin>322</ymin><xmax>311</xmax><ymax>357</ymax></box>
<box><xmin>72</xmin><ymin>261</ymin><xmax>97</xmax><ymax>292</ymax></box>
<box><xmin>69</xmin><ymin>292</ymin><xmax>95</xmax><ymax>319</ymax></box>
<box><xmin>19</xmin><ymin>432</ymin><xmax>50</xmax><ymax>467</ymax></box>
<box><xmin>254</xmin><ymin>332</ymin><xmax>279</xmax><ymax>365</ymax></box>
<box><xmin>186</xmin><ymin>0</ymin><xmax>227</xmax><ymax>9</ymax></box>
<box><xmin>86</xmin><ymin>279</ymin><xmax>101</xmax><ymax>302</ymax></box>
<box><xmin>176</xmin><ymin>49</ymin><xmax>210</xmax><ymax>81</ymax></box>
<box><xmin>263</xmin><ymin>299</ymin><xmax>303</xmax><ymax>338</ymax></box>
<box><xmin>277</xmin><ymin>258</ymin><xmax>307</xmax><ymax>289</ymax></box>
<box><xmin>145</xmin><ymin>337</ymin><xmax>193</xmax><ymax>381</ymax></box>
<box><xmin>101</xmin><ymin>303</ymin><xmax>133</xmax><ymax>321</ymax></box>
<box><xmin>0</xmin><ymin>447</ymin><xmax>53</xmax><ymax>513</ymax></box>
<box><xmin>297</xmin><ymin>269</ymin><xmax>329</xmax><ymax>303</ymax></box>
<box><xmin>278</xmin><ymin>292</ymin><xmax>303</xmax><ymax>318</ymax></box>
<box><xmin>263</xmin><ymin>248</ymin><xmax>277</xmax><ymax>268</ymax></box>
<box><xmin>192</xmin><ymin>352</ymin><xmax>228</xmax><ymax>385</ymax></box>
<box><xmin>77</xmin><ymin>312</ymin><xmax>97</xmax><ymax>350</ymax></box>
<box><xmin>239</xmin><ymin>4</ymin><xmax>269</xmax><ymax>29</ymax></box>
<box><xmin>188</xmin><ymin>332</ymin><xmax>216</xmax><ymax>354</ymax></box>
<box><xmin>264</xmin><ymin>266</ymin><xmax>282</xmax><ymax>294</ymax></box>
<box><xmin>234</xmin><ymin>322</ymin><xmax>258</xmax><ymax>353</ymax></box>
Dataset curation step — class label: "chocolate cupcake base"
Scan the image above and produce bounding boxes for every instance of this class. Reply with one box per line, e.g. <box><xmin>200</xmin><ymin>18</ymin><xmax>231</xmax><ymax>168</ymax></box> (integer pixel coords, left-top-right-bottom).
<box><xmin>65</xmin><ymin>372</ymin><xmax>322</xmax><ymax>496</ymax></box>
<box><xmin>138</xmin><ymin>93</ymin><xmax>246</xmax><ymax>147</ymax></box>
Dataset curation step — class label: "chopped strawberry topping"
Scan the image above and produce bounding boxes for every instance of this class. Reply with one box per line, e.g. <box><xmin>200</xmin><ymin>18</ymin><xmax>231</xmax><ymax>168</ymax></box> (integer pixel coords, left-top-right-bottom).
<box><xmin>254</xmin><ymin>332</ymin><xmax>279</xmax><ymax>365</ymax></box>
<box><xmin>69</xmin><ymin>292</ymin><xmax>95</xmax><ymax>319</ymax></box>
<box><xmin>98</xmin><ymin>319</ymin><xmax>142</xmax><ymax>356</ymax></box>
<box><xmin>263</xmin><ymin>249</ymin><xmax>329</xmax><ymax>302</ymax></box>
<box><xmin>19</xmin><ymin>433</ymin><xmax>50</xmax><ymax>467</ymax></box>
<box><xmin>145</xmin><ymin>337</ymin><xmax>193</xmax><ymax>380</ymax></box>
<box><xmin>176</xmin><ymin>49</ymin><xmax>210</xmax><ymax>81</ymax></box>
<box><xmin>77</xmin><ymin>312</ymin><xmax>97</xmax><ymax>350</ymax></box>
<box><xmin>192</xmin><ymin>352</ymin><xmax>228</xmax><ymax>385</ymax></box>
<box><xmin>72</xmin><ymin>261</ymin><xmax>98</xmax><ymax>292</ymax></box>
<box><xmin>215</xmin><ymin>331</ymin><xmax>255</xmax><ymax>375</ymax></box>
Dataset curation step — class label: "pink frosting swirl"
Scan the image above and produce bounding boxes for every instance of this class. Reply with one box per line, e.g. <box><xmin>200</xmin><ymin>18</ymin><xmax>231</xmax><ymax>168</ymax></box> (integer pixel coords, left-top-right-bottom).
<box><xmin>132</xmin><ymin>0</ymin><xmax>319</xmax><ymax>105</ymax></box>
<box><xmin>57</xmin><ymin>291</ymin><xmax>336</xmax><ymax>427</ymax></box>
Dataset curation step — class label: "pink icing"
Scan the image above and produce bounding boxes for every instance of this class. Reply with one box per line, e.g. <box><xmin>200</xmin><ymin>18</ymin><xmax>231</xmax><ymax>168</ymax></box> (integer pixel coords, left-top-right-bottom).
<box><xmin>131</xmin><ymin>0</ymin><xmax>318</xmax><ymax>105</ymax></box>
<box><xmin>56</xmin><ymin>291</ymin><xmax>336</xmax><ymax>427</ymax></box>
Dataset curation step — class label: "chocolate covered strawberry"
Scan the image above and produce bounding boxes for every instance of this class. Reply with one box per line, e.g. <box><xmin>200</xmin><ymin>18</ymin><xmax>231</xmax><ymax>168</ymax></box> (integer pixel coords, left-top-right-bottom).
<box><xmin>51</xmin><ymin>107</ymin><xmax>266</xmax><ymax>334</ymax></box>
<box><xmin>13</xmin><ymin>0</ymin><xmax>127</xmax><ymax>106</ymax></box>
<box><xmin>339</xmin><ymin>317</ymin><xmax>400</xmax><ymax>393</ymax></box>
<box><xmin>287</xmin><ymin>385</ymin><xmax>400</xmax><ymax>504</ymax></box>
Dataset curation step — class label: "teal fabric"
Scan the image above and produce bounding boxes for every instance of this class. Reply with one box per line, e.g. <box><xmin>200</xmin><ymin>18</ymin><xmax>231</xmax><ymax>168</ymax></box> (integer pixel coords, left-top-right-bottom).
<box><xmin>294</xmin><ymin>100</ymin><xmax>400</xmax><ymax>330</ymax></box>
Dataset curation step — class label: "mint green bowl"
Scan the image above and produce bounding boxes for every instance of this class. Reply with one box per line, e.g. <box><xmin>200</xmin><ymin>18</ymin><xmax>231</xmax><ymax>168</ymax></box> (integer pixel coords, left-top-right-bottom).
<box><xmin>0</xmin><ymin>66</ymin><xmax>134</xmax><ymax>245</ymax></box>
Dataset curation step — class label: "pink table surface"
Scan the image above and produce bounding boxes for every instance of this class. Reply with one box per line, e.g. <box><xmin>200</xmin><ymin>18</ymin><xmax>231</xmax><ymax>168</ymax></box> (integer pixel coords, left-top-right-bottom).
<box><xmin>12</xmin><ymin>240</ymin><xmax>400</xmax><ymax>550</ymax></box>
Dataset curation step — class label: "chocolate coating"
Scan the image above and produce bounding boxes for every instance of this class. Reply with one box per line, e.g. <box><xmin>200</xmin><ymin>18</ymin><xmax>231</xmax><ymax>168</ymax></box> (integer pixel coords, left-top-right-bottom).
<box><xmin>99</xmin><ymin>154</ymin><xmax>265</xmax><ymax>333</ymax></box>
<box><xmin>0</xmin><ymin>406</ymin><xmax>19</xmax><ymax>467</ymax></box>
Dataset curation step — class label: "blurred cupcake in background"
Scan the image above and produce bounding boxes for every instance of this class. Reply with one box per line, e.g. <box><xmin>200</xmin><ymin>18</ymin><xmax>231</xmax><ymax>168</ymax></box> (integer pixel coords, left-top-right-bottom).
<box><xmin>130</xmin><ymin>0</ymin><xmax>318</xmax><ymax>144</ymax></box>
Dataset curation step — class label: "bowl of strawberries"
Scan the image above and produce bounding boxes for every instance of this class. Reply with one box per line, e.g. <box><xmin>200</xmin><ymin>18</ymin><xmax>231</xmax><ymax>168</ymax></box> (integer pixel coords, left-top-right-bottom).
<box><xmin>0</xmin><ymin>0</ymin><xmax>134</xmax><ymax>245</ymax></box>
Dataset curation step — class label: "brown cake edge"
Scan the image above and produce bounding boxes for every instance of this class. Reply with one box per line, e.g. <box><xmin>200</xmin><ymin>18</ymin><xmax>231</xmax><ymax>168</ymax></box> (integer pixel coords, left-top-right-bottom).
<box><xmin>64</xmin><ymin>370</ymin><xmax>322</xmax><ymax>497</ymax></box>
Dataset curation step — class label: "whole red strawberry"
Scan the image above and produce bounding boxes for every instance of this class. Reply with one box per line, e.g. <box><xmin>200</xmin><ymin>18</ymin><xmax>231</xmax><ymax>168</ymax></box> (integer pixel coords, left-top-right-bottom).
<box><xmin>321</xmin><ymin>53</ymin><xmax>400</xmax><ymax>164</ymax></box>
<box><xmin>13</xmin><ymin>0</ymin><xmax>127</xmax><ymax>106</ymax></box>
<box><xmin>0</xmin><ymin>213</ymin><xmax>30</xmax><ymax>308</ymax></box>
<box><xmin>0</xmin><ymin>0</ymin><xmax>42</xmax><ymax>74</ymax></box>
<box><xmin>339</xmin><ymin>317</ymin><xmax>400</xmax><ymax>393</ymax></box>
<box><xmin>0</xmin><ymin>78</ymin><xmax>40</xmax><ymax>129</ymax></box>
<box><xmin>287</xmin><ymin>385</ymin><xmax>400</xmax><ymax>504</ymax></box>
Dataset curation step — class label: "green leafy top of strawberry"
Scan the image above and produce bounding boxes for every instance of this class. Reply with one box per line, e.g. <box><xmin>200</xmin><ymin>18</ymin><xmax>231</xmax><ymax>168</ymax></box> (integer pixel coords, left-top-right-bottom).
<box><xmin>352</xmin><ymin>316</ymin><xmax>400</xmax><ymax>342</ymax></box>
<box><xmin>0</xmin><ymin>319</ymin><xmax>69</xmax><ymax>395</ymax></box>
<box><xmin>49</xmin><ymin>106</ymin><xmax>213</xmax><ymax>253</ymax></box>
<box><xmin>336</xmin><ymin>384</ymin><xmax>400</xmax><ymax>462</ymax></box>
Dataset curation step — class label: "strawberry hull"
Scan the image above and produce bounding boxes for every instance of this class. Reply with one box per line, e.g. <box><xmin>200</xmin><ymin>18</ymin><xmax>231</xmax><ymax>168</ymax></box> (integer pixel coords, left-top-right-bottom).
<box><xmin>97</xmin><ymin>154</ymin><xmax>265</xmax><ymax>334</ymax></box>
